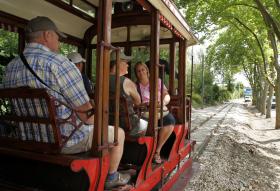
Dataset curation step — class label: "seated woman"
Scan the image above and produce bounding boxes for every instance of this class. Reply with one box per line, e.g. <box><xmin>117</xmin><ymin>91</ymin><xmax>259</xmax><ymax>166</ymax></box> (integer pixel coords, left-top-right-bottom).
<box><xmin>134</xmin><ymin>62</ymin><xmax>175</xmax><ymax>164</ymax></box>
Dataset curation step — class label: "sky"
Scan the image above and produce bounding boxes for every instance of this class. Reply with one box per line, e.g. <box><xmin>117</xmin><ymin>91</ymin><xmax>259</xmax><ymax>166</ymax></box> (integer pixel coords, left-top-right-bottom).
<box><xmin>189</xmin><ymin>37</ymin><xmax>251</xmax><ymax>88</ymax></box>
<box><xmin>234</xmin><ymin>72</ymin><xmax>250</xmax><ymax>87</ymax></box>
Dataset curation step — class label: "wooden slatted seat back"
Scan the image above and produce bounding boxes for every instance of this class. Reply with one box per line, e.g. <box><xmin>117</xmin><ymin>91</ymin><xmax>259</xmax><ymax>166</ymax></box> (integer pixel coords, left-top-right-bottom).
<box><xmin>109</xmin><ymin>96</ymin><xmax>133</xmax><ymax>133</ymax></box>
<box><xmin>120</xmin><ymin>96</ymin><xmax>134</xmax><ymax>132</ymax></box>
<box><xmin>0</xmin><ymin>87</ymin><xmax>64</xmax><ymax>154</ymax></box>
<box><xmin>109</xmin><ymin>95</ymin><xmax>150</xmax><ymax>140</ymax></box>
<box><xmin>168</xmin><ymin>96</ymin><xmax>181</xmax><ymax>122</ymax></box>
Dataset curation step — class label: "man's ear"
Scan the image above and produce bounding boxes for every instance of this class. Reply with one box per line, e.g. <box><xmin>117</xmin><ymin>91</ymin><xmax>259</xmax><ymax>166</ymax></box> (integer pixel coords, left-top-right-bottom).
<box><xmin>78</xmin><ymin>62</ymin><xmax>83</xmax><ymax>68</ymax></box>
<box><xmin>42</xmin><ymin>31</ymin><xmax>51</xmax><ymax>42</ymax></box>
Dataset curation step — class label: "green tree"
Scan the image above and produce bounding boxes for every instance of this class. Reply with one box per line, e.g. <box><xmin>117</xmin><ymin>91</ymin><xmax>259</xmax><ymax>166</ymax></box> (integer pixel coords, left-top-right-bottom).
<box><xmin>0</xmin><ymin>29</ymin><xmax>19</xmax><ymax>82</ymax></box>
<box><xmin>0</xmin><ymin>29</ymin><xmax>18</xmax><ymax>57</ymax></box>
<box><xmin>59</xmin><ymin>42</ymin><xmax>77</xmax><ymax>56</ymax></box>
<box><xmin>176</xmin><ymin>0</ymin><xmax>280</xmax><ymax>128</ymax></box>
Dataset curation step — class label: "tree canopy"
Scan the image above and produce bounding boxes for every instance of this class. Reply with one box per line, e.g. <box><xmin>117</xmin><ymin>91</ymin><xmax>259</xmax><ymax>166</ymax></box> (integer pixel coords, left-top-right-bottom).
<box><xmin>175</xmin><ymin>0</ymin><xmax>280</xmax><ymax>128</ymax></box>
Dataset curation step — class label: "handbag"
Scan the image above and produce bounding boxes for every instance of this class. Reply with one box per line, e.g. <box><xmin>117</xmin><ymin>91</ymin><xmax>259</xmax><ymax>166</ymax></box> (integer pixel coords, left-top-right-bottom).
<box><xmin>136</xmin><ymin>82</ymin><xmax>169</xmax><ymax>119</ymax></box>
<box><xmin>142</xmin><ymin>105</ymin><xmax>169</xmax><ymax>119</ymax></box>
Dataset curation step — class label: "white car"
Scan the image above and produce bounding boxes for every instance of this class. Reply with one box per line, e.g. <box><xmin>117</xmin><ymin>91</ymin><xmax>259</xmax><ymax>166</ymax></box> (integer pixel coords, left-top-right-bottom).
<box><xmin>271</xmin><ymin>96</ymin><xmax>276</xmax><ymax>109</ymax></box>
<box><xmin>244</xmin><ymin>96</ymin><xmax>252</xmax><ymax>102</ymax></box>
<box><xmin>266</xmin><ymin>96</ymin><xmax>276</xmax><ymax>109</ymax></box>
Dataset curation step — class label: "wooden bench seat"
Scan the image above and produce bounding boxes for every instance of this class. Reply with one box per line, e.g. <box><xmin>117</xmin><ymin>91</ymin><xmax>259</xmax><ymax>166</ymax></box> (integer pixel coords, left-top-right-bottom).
<box><xmin>0</xmin><ymin>87</ymin><xmax>64</xmax><ymax>153</ymax></box>
<box><xmin>0</xmin><ymin>87</ymin><xmax>100</xmax><ymax>191</ymax></box>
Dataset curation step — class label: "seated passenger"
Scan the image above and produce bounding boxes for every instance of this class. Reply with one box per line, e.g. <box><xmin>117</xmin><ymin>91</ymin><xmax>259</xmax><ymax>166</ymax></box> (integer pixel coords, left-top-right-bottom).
<box><xmin>109</xmin><ymin>51</ymin><xmax>148</xmax><ymax>136</ymax></box>
<box><xmin>67</xmin><ymin>52</ymin><xmax>94</xmax><ymax>96</ymax></box>
<box><xmin>134</xmin><ymin>62</ymin><xmax>175</xmax><ymax>164</ymax></box>
<box><xmin>3</xmin><ymin>16</ymin><xmax>129</xmax><ymax>189</ymax></box>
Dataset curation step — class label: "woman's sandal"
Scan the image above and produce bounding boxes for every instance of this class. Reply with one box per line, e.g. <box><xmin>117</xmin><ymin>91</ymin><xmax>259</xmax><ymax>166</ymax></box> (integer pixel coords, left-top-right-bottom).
<box><xmin>153</xmin><ymin>152</ymin><xmax>162</xmax><ymax>164</ymax></box>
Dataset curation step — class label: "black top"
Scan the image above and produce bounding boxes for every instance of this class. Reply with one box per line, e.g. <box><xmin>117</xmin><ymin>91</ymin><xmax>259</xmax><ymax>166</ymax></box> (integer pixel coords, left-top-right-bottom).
<box><xmin>81</xmin><ymin>73</ymin><xmax>93</xmax><ymax>95</ymax></box>
<box><xmin>109</xmin><ymin>75</ymin><xmax>140</xmax><ymax>131</ymax></box>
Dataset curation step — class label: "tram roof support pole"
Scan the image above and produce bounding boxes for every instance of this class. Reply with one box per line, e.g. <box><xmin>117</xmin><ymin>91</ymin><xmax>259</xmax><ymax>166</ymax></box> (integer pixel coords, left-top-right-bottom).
<box><xmin>147</xmin><ymin>9</ymin><xmax>160</xmax><ymax>136</ymax></box>
<box><xmin>92</xmin><ymin>0</ymin><xmax>112</xmax><ymax>156</ymax></box>
<box><xmin>178</xmin><ymin>39</ymin><xmax>187</xmax><ymax>124</ymax></box>
<box><xmin>169</xmin><ymin>37</ymin><xmax>176</xmax><ymax>96</ymax></box>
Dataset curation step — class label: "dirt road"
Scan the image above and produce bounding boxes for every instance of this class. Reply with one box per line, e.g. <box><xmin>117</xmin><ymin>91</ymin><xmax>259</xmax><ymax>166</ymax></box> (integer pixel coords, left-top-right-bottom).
<box><xmin>186</xmin><ymin>101</ymin><xmax>280</xmax><ymax>191</ymax></box>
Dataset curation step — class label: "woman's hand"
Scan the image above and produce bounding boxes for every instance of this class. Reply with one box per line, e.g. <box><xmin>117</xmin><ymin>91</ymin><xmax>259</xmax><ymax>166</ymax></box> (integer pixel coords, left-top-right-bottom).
<box><xmin>134</xmin><ymin>102</ymin><xmax>149</xmax><ymax>111</ymax></box>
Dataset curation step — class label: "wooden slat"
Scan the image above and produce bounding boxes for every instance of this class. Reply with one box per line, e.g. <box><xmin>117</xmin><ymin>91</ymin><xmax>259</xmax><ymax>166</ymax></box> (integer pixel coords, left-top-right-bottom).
<box><xmin>0</xmin><ymin>138</ymin><xmax>59</xmax><ymax>154</ymax></box>
<box><xmin>0</xmin><ymin>88</ymin><xmax>72</xmax><ymax>155</ymax></box>
<box><xmin>0</xmin><ymin>116</ymin><xmax>51</xmax><ymax>125</ymax></box>
<box><xmin>0</xmin><ymin>147</ymin><xmax>81</xmax><ymax>166</ymax></box>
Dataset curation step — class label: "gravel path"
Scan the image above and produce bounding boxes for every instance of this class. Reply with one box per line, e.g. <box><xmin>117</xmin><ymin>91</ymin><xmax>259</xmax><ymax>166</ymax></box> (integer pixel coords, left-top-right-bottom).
<box><xmin>186</xmin><ymin>101</ymin><xmax>280</xmax><ymax>191</ymax></box>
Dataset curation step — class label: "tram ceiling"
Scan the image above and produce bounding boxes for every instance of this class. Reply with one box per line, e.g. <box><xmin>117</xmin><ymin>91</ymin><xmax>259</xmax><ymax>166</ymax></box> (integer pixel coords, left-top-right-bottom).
<box><xmin>0</xmin><ymin>0</ymin><xmax>197</xmax><ymax>46</ymax></box>
<box><xmin>86</xmin><ymin>0</ymin><xmax>197</xmax><ymax>45</ymax></box>
<box><xmin>0</xmin><ymin>0</ymin><xmax>93</xmax><ymax>39</ymax></box>
<box><xmin>87</xmin><ymin>0</ymin><xmax>134</xmax><ymax>7</ymax></box>
<box><xmin>91</xmin><ymin>25</ymin><xmax>175</xmax><ymax>45</ymax></box>
<box><xmin>90</xmin><ymin>13</ymin><xmax>178</xmax><ymax>44</ymax></box>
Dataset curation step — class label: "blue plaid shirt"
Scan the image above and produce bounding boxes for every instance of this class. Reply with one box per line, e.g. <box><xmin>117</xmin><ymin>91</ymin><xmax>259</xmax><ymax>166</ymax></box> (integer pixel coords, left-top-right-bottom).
<box><xmin>3</xmin><ymin>43</ymin><xmax>93</xmax><ymax>147</ymax></box>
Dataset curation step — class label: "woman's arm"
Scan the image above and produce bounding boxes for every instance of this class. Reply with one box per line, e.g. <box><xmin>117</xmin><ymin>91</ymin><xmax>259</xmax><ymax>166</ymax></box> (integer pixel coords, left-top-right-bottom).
<box><xmin>162</xmin><ymin>89</ymin><xmax>170</xmax><ymax>106</ymax></box>
<box><xmin>159</xmin><ymin>79</ymin><xmax>170</xmax><ymax>106</ymax></box>
<box><xmin>123</xmin><ymin>78</ymin><xmax>141</xmax><ymax>105</ymax></box>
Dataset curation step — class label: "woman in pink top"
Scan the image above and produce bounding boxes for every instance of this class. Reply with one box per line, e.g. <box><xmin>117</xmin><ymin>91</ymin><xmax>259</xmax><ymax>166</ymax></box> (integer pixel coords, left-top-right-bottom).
<box><xmin>134</xmin><ymin>62</ymin><xmax>175</xmax><ymax>164</ymax></box>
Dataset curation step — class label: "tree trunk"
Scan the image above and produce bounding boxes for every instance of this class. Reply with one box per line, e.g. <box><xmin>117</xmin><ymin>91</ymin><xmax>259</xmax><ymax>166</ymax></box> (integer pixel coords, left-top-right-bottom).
<box><xmin>260</xmin><ymin>81</ymin><xmax>268</xmax><ymax>115</ymax></box>
<box><xmin>251</xmin><ymin>82</ymin><xmax>258</xmax><ymax>106</ymax></box>
<box><xmin>254</xmin><ymin>0</ymin><xmax>280</xmax><ymax>42</ymax></box>
<box><xmin>256</xmin><ymin>91</ymin><xmax>262</xmax><ymax>111</ymax></box>
<box><xmin>266</xmin><ymin>85</ymin><xmax>273</xmax><ymax>118</ymax></box>
<box><xmin>267</xmin><ymin>27</ymin><xmax>279</xmax><ymax>128</ymax></box>
<box><xmin>275</xmin><ymin>76</ymin><xmax>280</xmax><ymax>129</ymax></box>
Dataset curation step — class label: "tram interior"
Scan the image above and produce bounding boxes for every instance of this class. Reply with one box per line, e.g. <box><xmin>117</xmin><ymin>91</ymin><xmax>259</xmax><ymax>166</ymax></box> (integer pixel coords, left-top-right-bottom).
<box><xmin>0</xmin><ymin>0</ymin><xmax>196</xmax><ymax>190</ymax></box>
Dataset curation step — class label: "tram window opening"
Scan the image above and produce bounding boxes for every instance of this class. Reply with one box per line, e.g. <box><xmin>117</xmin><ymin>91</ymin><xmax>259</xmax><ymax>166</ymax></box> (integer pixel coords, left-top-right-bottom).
<box><xmin>174</xmin><ymin>43</ymin><xmax>179</xmax><ymax>95</ymax></box>
<box><xmin>0</xmin><ymin>28</ymin><xmax>19</xmax><ymax>83</ymax></box>
<box><xmin>131</xmin><ymin>46</ymin><xmax>150</xmax><ymax>81</ymax></box>
<box><xmin>159</xmin><ymin>45</ymin><xmax>170</xmax><ymax>89</ymax></box>
<box><xmin>91</xmin><ymin>48</ymin><xmax>97</xmax><ymax>84</ymax></box>
<box><xmin>186</xmin><ymin>49</ymin><xmax>193</xmax><ymax>96</ymax></box>
<box><xmin>131</xmin><ymin>46</ymin><xmax>171</xmax><ymax>89</ymax></box>
<box><xmin>91</xmin><ymin>35</ymin><xmax>97</xmax><ymax>44</ymax></box>
<box><xmin>59</xmin><ymin>42</ymin><xmax>78</xmax><ymax>56</ymax></box>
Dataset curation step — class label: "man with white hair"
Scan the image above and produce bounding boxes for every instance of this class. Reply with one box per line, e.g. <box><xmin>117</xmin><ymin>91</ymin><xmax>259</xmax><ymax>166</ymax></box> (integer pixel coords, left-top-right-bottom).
<box><xmin>67</xmin><ymin>52</ymin><xmax>93</xmax><ymax>95</ymax></box>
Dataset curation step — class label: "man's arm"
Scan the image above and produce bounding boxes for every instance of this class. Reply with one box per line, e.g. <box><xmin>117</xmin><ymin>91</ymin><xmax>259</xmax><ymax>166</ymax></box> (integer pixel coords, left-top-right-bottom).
<box><xmin>56</xmin><ymin>59</ymin><xmax>94</xmax><ymax>124</ymax></box>
<box><xmin>75</xmin><ymin>101</ymin><xmax>94</xmax><ymax>124</ymax></box>
<box><xmin>123</xmin><ymin>78</ymin><xmax>141</xmax><ymax>105</ymax></box>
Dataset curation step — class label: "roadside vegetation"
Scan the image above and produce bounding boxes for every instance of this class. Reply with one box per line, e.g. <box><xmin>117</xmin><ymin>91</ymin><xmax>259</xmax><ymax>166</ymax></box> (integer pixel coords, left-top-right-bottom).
<box><xmin>186</xmin><ymin>54</ymin><xmax>244</xmax><ymax>109</ymax></box>
<box><xmin>0</xmin><ymin>28</ymin><xmax>77</xmax><ymax>81</ymax></box>
<box><xmin>175</xmin><ymin>0</ymin><xmax>280</xmax><ymax>128</ymax></box>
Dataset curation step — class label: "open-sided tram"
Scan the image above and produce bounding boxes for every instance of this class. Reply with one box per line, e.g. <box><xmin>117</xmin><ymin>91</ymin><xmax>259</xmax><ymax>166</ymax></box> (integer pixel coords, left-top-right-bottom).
<box><xmin>0</xmin><ymin>0</ymin><xmax>198</xmax><ymax>190</ymax></box>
